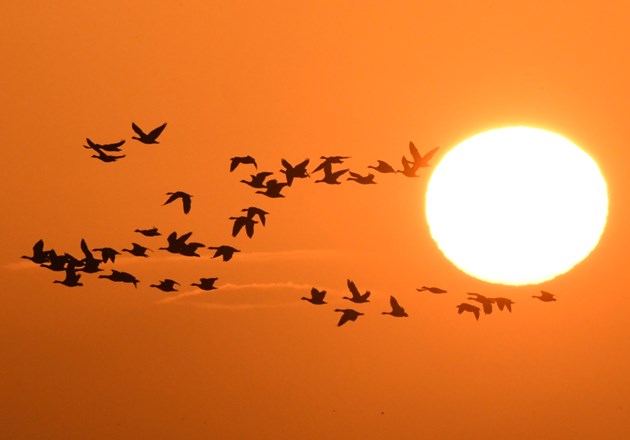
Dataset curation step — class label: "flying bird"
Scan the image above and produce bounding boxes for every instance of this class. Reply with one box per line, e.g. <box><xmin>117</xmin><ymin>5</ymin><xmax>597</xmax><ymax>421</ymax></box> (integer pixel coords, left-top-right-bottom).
<box><xmin>315</xmin><ymin>168</ymin><xmax>348</xmax><ymax>185</ymax></box>
<box><xmin>21</xmin><ymin>239</ymin><xmax>52</xmax><ymax>264</ymax></box>
<box><xmin>367</xmin><ymin>160</ymin><xmax>396</xmax><ymax>174</ymax></box>
<box><xmin>334</xmin><ymin>309</ymin><xmax>364</xmax><ymax>326</ymax></box>
<box><xmin>467</xmin><ymin>292</ymin><xmax>494</xmax><ymax>314</ymax></box>
<box><xmin>84</xmin><ymin>138</ymin><xmax>125</xmax><ymax>152</ymax></box>
<box><xmin>242</xmin><ymin>206</ymin><xmax>269</xmax><ymax>226</ymax></box>
<box><xmin>122</xmin><ymin>243</ymin><xmax>152</xmax><ymax>257</ymax></box>
<box><xmin>397</xmin><ymin>142</ymin><xmax>439</xmax><ymax>177</ymax></box>
<box><xmin>164</xmin><ymin>191</ymin><xmax>192</xmax><ymax>214</ymax></box>
<box><xmin>382</xmin><ymin>295</ymin><xmax>409</xmax><ymax>317</ymax></box>
<box><xmin>77</xmin><ymin>238</ymin><xmax>102</xmax><ymax>273</ymax></box>
<box><xmin>312</xmin><ymin>156</ymin><xmax>350</xmax><ymax>174</ymax></box>
<box><xmin>150</xmin><ymin>279</ymin><xmax>179</xmax><ymax>292</ymax></box>
<box><xmin>493</xmin><ymin>297</ymin><xmax>515</xmax><ymax>312</ymax></box>
<box><xmin>160</xmin><ymin>231</ymin><xmax>194</xmax><ymax>254</ymax></box>
<box><xmin>280</xmin><ymin>158</ymin><xmax>310</xmax><ymax>186</ymax></box>
<box><xmin>131</xmin><ymin>122</ymin><xmax>167</xmax><ymax>144</ymax></box>
<box><xmin>90</xmin><ymin>146</ymin><xmax>125</xmax><ymax>163</ymax></box>
<box><xmin>229</xmin><ymin>216</ymin><xmax>258</xmax><ymax>238</ymax></box>
<box><xmin>191</xmin><ymin>277</ymin><xmax>219</xmax><ymax>291</ymax></box>
<box><xmin>533</xmin><ymin>290</ymin><xmax>557</xmax><ymax>302</ymax></box>
<box><xmin>347</xmin><ymin>171</ymin><xmax>376</xmax><ymax>185</ymax></box>
<box><xmin>99</xmin><ymin>270</ymin><xmax>140</xmax><ymax>288</ymax></box>
<box><xmin>456</xmin><ymin>303</ymin><xmax>480</xmax><ymax>320</ymax></box>
<box><xmin>343</xmin><ymin>279</ymin><xmax>371</xmax><ymax>303</ymax></box>
<box><xmin>135</xmin><ymin>227</ymin><xmax>161</xmax><ymax>237</ymax></box>
<box><xmin>301</xmin><ymin>287</ymin><xmax>327</xmax><ymax>305</ymax></box>
<box><xmin>53</xmin><ymin>264</ymin><xmax>83</xmax><ymax>287</ymax></box>
<box><xmin>241</xmin><ymin>171</ymin><xmax>274</xmax><ymax>189</ymax></box>
<box><xmin>417</xmin><ymin>286</ymin><xmax>447</xmax><ymax>294</ymax></box>
<box><xmin>230</xmin><ymin>155</ymin><xmax>257</xmax><ymax>171</ymax></box>
<box><xmin>39</xmin><ymin>250</ymin><xmax>70</xmax><ymax>271</ymax></box>
<box><xmin>92</xmin><ymin>247</ymin><xmax>120</xmax><ymax>264</ymax></box>
<box><xmin>255</xmin><ymin>179</ymin><xmax>288</xmax><ymax>198</ymax></box>
<box><xmin>207</xmin><ymin>245</ymin><xmax>240</xmax><ymax>262</ymax></box>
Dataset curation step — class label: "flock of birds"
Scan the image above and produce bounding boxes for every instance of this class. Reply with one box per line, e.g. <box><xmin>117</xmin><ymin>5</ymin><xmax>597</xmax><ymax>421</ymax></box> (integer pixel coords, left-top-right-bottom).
<box><xmin>22</xmin><ymin>122</ymin><xmax>558</xmax><ymax>326</ymax></box>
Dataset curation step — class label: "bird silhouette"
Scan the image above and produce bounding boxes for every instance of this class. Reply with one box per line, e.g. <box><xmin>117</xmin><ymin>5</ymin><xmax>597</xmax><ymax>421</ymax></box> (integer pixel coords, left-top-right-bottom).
<box><xmin>78</xmin><ymin>238</ymin><xmax>102</xmax><ymax>273</ymax></box>
<box><xmin>160</xmin><ymin>231</ymin><xmax>194</xmax><ymax>254</ymax></box>
<box><xmin>39</xmin><ymin>250</ymin><xmax>70</xmax><ymax>271</ymax></box>
<box><xmin>242</xmin><ymin>206</ymin><xmax>268</xmax><ymax>226</ymax></box>
<box><xmin>334</xmin><ymin>308</ymin><xmax>364</xmax><ymax>326</ymax></box>
<box><xmin>99</xmin><ymin>270</ymin><xmax>140</xmax><ymax>288</ymax></box>
<box><xmin>456</xmin><ymin>303</ymin><xmax>480</xmax><ymax>320</ymax></box>
<box><xmin>493</xmin><ymin>297</ymin><xmax>515</xmax><ymax>312</ymax></box>
<box><xmin>122</xmin><ymin>243</ymin><xmax>152</xmax><ymax>257</ymax></box>
<box><xmin>230</xmin><ymin>216</ymin><xmax>258</xmax><ymax>238</ymax></box>
<box><xmin>21</xmin><ymin>239</ymin><xmax>51</xmax><ymax>264</ymax></box>
<box><xmin>315</xmin><ymin>168</ymin><xmax>348</xmax><ymax>185</ymax></box>
<box><xmin>131</xmin><ymin>122</ymin><xmax>167</xmax><ymax>144</ymax></box>
<box><xmin>84</xmin><ymin>138</ymin><xmax>125</xmax><ymax>152</ymax></box>
<box><xmin>135</xmin><ymin>227</ymin><xmax>161</xmax><ymax>237</ymax></box>
<box><xmin>90</xmin><ymin>146</ymin><xmax>126</xmax><ymax>162</ymax></box>
<box><xmin>280</xmin><ymin>158</ymin><xmax>310</xmax><ymax>186</ymax></box>
<box><xmin>397</xmin><ymin>142</ymin><xmax>439</xmax><ymax>177</ymax></box>
<box><xmin>53</xmin><ymin>264</ymin><xmax>83</xmax><ymax>287</ymax></box>
<box><xmin>367</xmin><ymin>160</ymin><xmax>396</xmax><ymax>174</ymax></box>
<box><xmin>312</xmin><ymin>156</ymin><xmax>350</xmax><ymax>174</ymax></box>
<box><xmin>533</xmin><ymin>290</ymin><xmax>557</xmax><ymax>302</ymax></box>
<box><xmin>179</xmin><ymin>241</ymin><xmax>206</xmax><ymax>257</ymax></box>
<box><xmin>150</xmin><ymin>279</ymin><xmax>179</xmax><ymax>292</ymax></box>
<box><xmin>301</xmin><ymin>287</ymin><xmax>327</xmax><ymax>305</ymax></box>
<box><xmin>92</xmin><ymin>247</ymin><xmax>120</xmax><ymax>264</ymax></box>
<box><xmin>416</xmin><ymin>286</ymin><xmax>447</xmax><ymax>294</ymax></box>
<box><xmin>241</xmin><ymin>171</ymin><xmax>274</xmax><ymax>188</ymax></box>
<box><xmin>230</xmin><ymin>155</ymin><xmax>257</xmax><ymax>171</ymax></box>
<box><xmin>191</xmin><ymin>277</ymin><xmax>218</xmax><ymax>291</ymax></box>
<box><xmin>382</xmin><ymin>295</ymin><xmax>409</xmax><ymax>317</ymax></box>
<box><xmin>207</xmin><ymin>245</ymin><xmax>240</xmax><ymax>261</ymax></box>
<box><xmin>467</xmin><ymin>293</ymin><xmax>494</xmax><ymax>314</ymax></box>
<box><xmin>255</xmin><ymin>179</ymin><xmax>288</xmax><ymax>198</ymax></box>
<box><xmin>164</xmin><ymin>191</ymin><xmax>192</xmax><ymax>214</ymax></box>
<box><xmin>343</xmin><ymin>279</ymin><xmax>371</xmax><ymax>303</ymax></box>
<box><xmin>347</xmin><ymin>171</ymin><xmax>376</xmax><ymax>185</ymax></box>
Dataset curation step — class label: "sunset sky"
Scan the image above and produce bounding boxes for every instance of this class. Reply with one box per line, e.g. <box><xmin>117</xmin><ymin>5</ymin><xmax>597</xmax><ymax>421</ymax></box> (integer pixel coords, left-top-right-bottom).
<box><xmin>2</xmin><ymin>1</ymin><xmax>630</xmax><ymax>438</ymax></box>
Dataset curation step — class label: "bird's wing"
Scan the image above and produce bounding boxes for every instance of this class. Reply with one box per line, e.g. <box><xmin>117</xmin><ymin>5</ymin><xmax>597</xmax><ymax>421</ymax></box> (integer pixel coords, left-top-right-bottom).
<box><xmin>104</xmin><ymin>139</ymin><xmax>126</xmax><ymax>149</ymax></box>
<box><xmin>86</xmin><ymin>138</ymin><xmax>96</xmax><ymax>148</ymax></box>
<box><xmin>419</xmin><ymin>147</ymin><xmax>439</xmax><ymax>166</ymax></box>
<box><xmin>337</xmin><ymin>311</ymin><xmax>351</xmax><ymax>326</ymax></box>
<box><xmin>232</xmin><ymin>218</ymin><xmax>244</xmax><ymax>237</ymax></box>
<box><xmin>80</xmin><ymin>239</ymin><xmax>94</xmax><ymax>260</ymax></box>
<box><xmin>281</xmin><ymin>159</ymin><xmax>292</xmax><ymax>170</ymax></box>
<box><xmin>131</xmin><ymin>122</ymin><xmax>146</xmax><ymax>137</ymax></box>
<box><xmin>408</xmin><ymin>141</ymin><xmax>421</xmax><ymax>162</ymax></box>
<box><xmin>164</xmin><ymin>193</ymin><xmax>179</xmax><ymax>205</ymax></box>
<box><xmin>390</xmin><ymin>295</ymin><xmax>402</xmax><ymax>311</ymax></box>
<box><xmin>182</xmin><ymin>195</ymin><xmax>191</xmax><ymax>214</ymax></box>
<box><xmin>148</xmin><ymin>123</ymin><xmax>167</xmax><ymax>139</ymax></box>
<box><xmin>347</xmin><ymin>279</ymin><xmax>360</xmax><ymax>298</ymax></box>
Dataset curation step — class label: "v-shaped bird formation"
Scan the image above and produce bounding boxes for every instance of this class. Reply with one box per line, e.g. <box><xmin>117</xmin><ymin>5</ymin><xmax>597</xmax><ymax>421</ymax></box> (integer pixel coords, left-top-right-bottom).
<box><xmin>21</xmin><ymin>123</ymin><xmax>559</xmax><ymax>327</ymax></box>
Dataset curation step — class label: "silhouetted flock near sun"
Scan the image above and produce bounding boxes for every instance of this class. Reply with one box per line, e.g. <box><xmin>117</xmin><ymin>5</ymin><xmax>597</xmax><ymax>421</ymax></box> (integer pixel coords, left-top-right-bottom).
<box><xmin>22</xmin><ymin>123</ymin><xmax>558</xmax><ymax>326</ymax></box>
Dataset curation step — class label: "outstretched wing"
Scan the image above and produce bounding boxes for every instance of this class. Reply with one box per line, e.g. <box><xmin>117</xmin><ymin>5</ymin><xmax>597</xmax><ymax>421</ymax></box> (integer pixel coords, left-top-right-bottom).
<box><xmin>346</xmin><ymin>279</ymin><xmax>360</xmax><ymax>299</ymax></box>
<box><xmin>408</xmin><ymin>141</ymin><xmax>421</xmax><ymax>162</ymax></box>
<box><xmin>148</xmin><ymin>123</ymin><xmax>167</xmax><ymax>140</ymax></box>
<box><xmin>181</xmin><ymin>194</ymin><xmax>191</xmax><ymax>214</ymax></box>
<box><xmin>131</xmin><ymin>122</ymin><xmax>146</xmax><ymax>137</ymax></box>
<box><xmin>418</xmin><ymin>147</ymin><xmax>439</xmax><ymax>166</ymax></box>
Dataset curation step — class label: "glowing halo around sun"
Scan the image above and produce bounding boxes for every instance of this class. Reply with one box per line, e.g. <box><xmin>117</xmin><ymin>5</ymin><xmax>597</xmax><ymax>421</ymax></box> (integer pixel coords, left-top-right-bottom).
<box><xmin>425</xmin><ymin>126</ymin><xmax>608</xmax><ymax>285</ymax></box>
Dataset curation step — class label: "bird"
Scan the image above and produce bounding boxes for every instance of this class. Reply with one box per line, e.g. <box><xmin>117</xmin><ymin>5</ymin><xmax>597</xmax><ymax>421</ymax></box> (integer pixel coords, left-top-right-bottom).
<box><xmin>456</xmin><ymin>303</ymin><xmax>480</xmax><ymax>320</ymax></box>
<box><xmin>21</xmin><ymin>239</ymin><xmax>52</xmax><ymax>264</ymax></box>
<box><xmin>178</xmin><ymin>241</ymin><xmax>205</xmax><ymax>257</ymax></box>
<box><xmin>160</xmin><ymin>231</ymin><xmax>194</xmax><ymax>254</ymax></box>
<box><xmin>84</xmin><ymin>138</ymin><xmax>125</xmax><ymax>152</ymax></box>
<box><xmin>367</xmin><ymin>160</ymin><xmax>396</xmax><ymax>173</ymax></box>
<box><xmin>382</xmin><ymin>295</ymin><xmax>408</xmax><ymax>317</ymax></box>
<box><xmin>493</xmin><ymin>297</ymin><xmax>515</xmax><ymax>312</ymax></box>
<box><xmin>347</xmin><ymin>171</ymin><xmax>376</xmax><ymax>185</ymax></box>
<box><xmin>301</xmin><ymin>287</ymin><xmax>327</xmax><ymax>305</ymax></box>
<box><xmin>230</xmin><ymin>155</ymin><xmax>257</xmax><ymax>171</ymax></box>
<box><xmin>99</xmin><ymin>270</ymin><xmax>140</xmax><ymax>288</ymax></box>
<box><xmin>191</xmin><ymin>277</ymin><xmax>218</xmax><ymax>291</ymax></box>
<box><xmin>343</xmin><ymin>279</ymin><xmax>371</xmax><ymax>303</ymax></box>
<box><xmin>533</xmin><ymin>290</ymin><xmax>557</xmax><ymax>302</ymax></box>
<box><xmin>242</xmin><ymin>206</ymin><xmax>269</xmax><ymax>226</ymax></box>
<box><xmin>90</xmin><ymin>146</ymin><xmax>126</xmax><ymax>163</ymax></box>
<box><xmin>164</xmin><ymin>191</ymin><xmax>192</xmax><ymax>214</ymax></box>
<box><xmin>397</xmin><ymin>142</ymin><xmax>439</xmax><ymax>177</ymax></box>
<box><xmin>255</xmin><ymin>179</ymin><xmax>288</xmax><ymax>198</ymax></box>
<box><xmin>131</xmin><ymin>122</ymin><xmax>167</xmax><ymax>144</ymax></box>
<box><xmin>122</xmin><ymin>243</ymin><xmax>152</xmax><ymax>257</ymax></box>
<box><xmin>467</xmin><ymin>292</ymin><xmax>494</xmax><ymax>314</ymax></box>
<box><xmin>77</xmin><ymin>238</ymin><xmax>102</xmax><ymax>273</ymax></box>
<box><xmin>207</xmin><ymin>245</ymin><xmax>240</xmax><ymax>261</ymax></box>
<box><xmin>280</xmin><ymin>158</ymin><xmax>310</xmax><ymax>186</ymax></box>
<box><xmin>53</xmin><ymin>264</ymin><xmax>83</xmax><ymax>287</ymax></box>
<box><xmin>334</xmin><ymin>309</ymin><xmax>364</xmax><ymax>326</ymax></box>
<box><xmin>135</xmin><ymin>227</ymin><xmax>161</xmax><ymax>237</ymax></box>
<box><xmin>416</xmin><ymin>286</ymin><xmax>447</xmax><ymax>294</ymax></box>
<box><xmin>230</xmin><ymin>216</ymin><xmax>258</xmax><ymax>238</ymax></box>
<box><xmin>92</xmin><ymin>247</ymin><xmax>120</xmax><ymax>264</ymax></box>
<box><xmin>150</xmin><ymin>279</ymin><xmax>179</xmax><ymax>292</ymax></box>
<box><xmin>312</xmin><ymin>156</ymin><xmax>350</xmax><ymax>174</ymax></box>
<box><xmin>240</xmin><ymin>171</ymin><xmax>274</xmax><ymax>189</ymax></box>
<box><xmin>315</xmin><ymin>168</ymin><xmax>348</xmax><ymax>185</ymax></box>
<box><xmin>39</xmin><ymin>250</ymin><xmax>70</xmax><ymax>271</ymax></box>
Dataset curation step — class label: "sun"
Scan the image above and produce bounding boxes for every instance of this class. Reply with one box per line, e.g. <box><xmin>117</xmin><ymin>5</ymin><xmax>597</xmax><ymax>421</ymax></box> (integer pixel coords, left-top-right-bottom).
<box><xmin>425</xmin><ymin>126</ymin><xmax>608</xmax><ymax>285</ymax></box>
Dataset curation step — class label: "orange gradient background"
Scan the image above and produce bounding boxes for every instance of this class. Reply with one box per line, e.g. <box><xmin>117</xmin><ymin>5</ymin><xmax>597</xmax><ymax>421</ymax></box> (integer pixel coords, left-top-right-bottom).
<box><xmin>1</xmin><ymin>1</ymin><xmax>629</xmax><ymax>438</ymax></box>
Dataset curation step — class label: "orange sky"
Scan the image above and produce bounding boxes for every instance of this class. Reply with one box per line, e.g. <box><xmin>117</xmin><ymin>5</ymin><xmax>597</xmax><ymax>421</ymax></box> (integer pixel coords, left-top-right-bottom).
<box><xmin>2</xmin><ymin>1</ymin><xmax>630</xmax><ymax>438</ymax></box>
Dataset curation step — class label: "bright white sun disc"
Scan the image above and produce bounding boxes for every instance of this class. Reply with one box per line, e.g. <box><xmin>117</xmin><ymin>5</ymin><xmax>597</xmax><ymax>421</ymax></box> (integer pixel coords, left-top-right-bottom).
<box><xmin>425</xmin><ymin>126</ymin><xmax>608</xmax><ymax>285</ymax></box>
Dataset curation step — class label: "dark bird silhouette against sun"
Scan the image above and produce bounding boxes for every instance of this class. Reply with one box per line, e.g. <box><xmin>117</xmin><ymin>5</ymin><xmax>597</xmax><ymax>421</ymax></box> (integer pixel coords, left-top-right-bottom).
<box><xmin>122</xmin><ymin>243</ymin><xmax>152</xmax><ymax>257</ymax></box>
<box><xmin>493</xmin><ymin>297</ymin><xmax>515</xmax><ymax>312</ymax></box>
<box><xmin>230</xmin><ymin>155</ymin><xmax>257</xmax><ymax>171</ymax></box>
<box><xmin>456</xmin><ymin>303</ymin><xmax>480</xmax><ymax>320</ymax></box>
<box><xmin>99</xmin><ymin>270</ymin><xmax>140</xmax><ymax>288</ymax></box>
<box><xmin>53</xmin><ymin>264</ymin><xmax>83</xmax><ymax>287</ymax></box>
<box><xmin>417</xmin><ymin>286</ymin><xmax>447</xmax><ymax>294</ymax></box>
<box><xmin>242</xmin><ymin>206</ymin><xmax>269</xmax><ymax>226</ymax></box>
<box><xmin>164</xmin><ymin>191</ymin><xmax>192</xmax><ymax>214</ymax></box>
<box><xmin>301</xmin><ymin>287</ymin><xmax>327</xmax><ymax>305</ymax></box>
<box><xmin>382</xmin><ymin>295</ymin><xmax>409</xmax><ymax>317</ymax></box>
<box><xmin>135</xmin><ymin>227</ymin><xmax>161</xmax><ymax>237</ymax></box>
<box><xmin>230</xmin><ymin>216</ymin><xmax>258</xmax><ymax>238</ymax></box>
<box><xmin>256</xmin><ymin>179</ymin><xmax>288</xmax><ymax>198</ymax></box>
<box><xmin>533</xmin><ymin>290</ymin><xmax>557</xmax><ymax>302</ymax></box>
<box><xmin>312</xmin><ymin>156</ymin><xmax>350</xmax><ymax>174</ymax></box>
<box><xmin>343</xmin><ymin>279</ymin><xmax>371</xmax><ymax>303</ymax></box>
<box><xmin>85</xmin><ymin>138</ymin><xmax>125</xmax><ymax>152</ymax></box>
<box><xmin>92</xmin><ymin>247</ymin><xmax>120</xmax><ymax>264</ymax></box>
<box><xmin>241</xmin><ymin>171</ymin><xmax>274</xmax><ymax>189</ymax></box>
<box><xmin>207</xmin><ymin>245</ymin><xmax>240</xmax><ymax>262</ymax></box>
<box><xmin>191</xmin><ymin>277</ymin><xmax>219</xmax><ymax>291</ymax></box>
<box><xmin>368</xmin><ymin>160</ymin><xmax>396</xmax><ymax>174</ymax></box>
<box><xmin>21</xmin><ymin>239</ymin><xmax>51</xmax><ymax>264</ymax></box>
<box><xmin>90</xmin><ymin>146</ymin><xmax>126</xmax><ymax>163</ymax></box>
<box><xmin>467</xmin><ymin>292</ymin><xmax>494</xmax><ymax>314</ymax></box>
<box><xmin>131</xmin><ymin>122</ymin><xmax>167</xmax><ymax>144</ymax></box>
<box><xmin>347</xmin><ymin>171</ymin><xmax>376</xmax><ymax>185</ymax></box>
<box><xmin>150</xmin><ymin>279</ymin><xmax>179</xmax><ymax>292</ymax></box>
<box><xmin>334</xmin><ymin>308</ymin><xmax>364</xmax><ymax>326</ymax></box>
<box><xmin>280</xmin><ymin>158</ymin><xmax>310</xmax><ymax>186</ymax></box>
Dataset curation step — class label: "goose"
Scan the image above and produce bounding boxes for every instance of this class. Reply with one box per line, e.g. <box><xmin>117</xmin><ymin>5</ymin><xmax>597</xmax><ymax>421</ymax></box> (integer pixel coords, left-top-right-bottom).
<box><xmin>347</xmin><ymin>171</ymin><xmax>376</xmax><ymax>184</ymax></box>
<box><xmin>416</xmin><ymin>286</ymin><xmax>447</xmax><ymax>294</ymax></box>
<box><xmin>21</xmin><ymin>239</ymin><xmax>51</xmax><ymax>264</ymax></box>
<box><xmin>343</xmin><ymin>279</ymin><xmax>371</xmax><ymax>303</ymax></box>
<box><xmin>230</xmin><ymin>155</ymin><xmax>257</xmax><ymax>171</ymax></box>
<box><xmin>92</xmin><ymin>247</ymin><xmax>120</xmax><ymax>264</ymax></box>
<box><xmin>241</xmin><ymin>206</ymin><xmax>269</xmax><ymax>226</ymax></box>
<box><xmin>280</xmin><ymin>158</ymin><xmax>310</xmax><ymax>186</ymax></box>
<box><xmin>241</xmin><ymin>171</ymin><xmax>273</xmax><ymax>188</ymax></box>
<box><xmin>456</xmin><ymin>303</ymin><xmax>480</xmax><ymax>320</ymax></box>
<box><xmin>315</xmin><ymin>168</ymin><xmax>348</xmax><ymax>185</ymax></box>
<box><xmin>191</xmin><ymin>277</ymin><xmax>218</xmax><ymax>291</ymax></box>
<box><xmin>533</xmin><ymin>290</ymin><xmax>557</xmax><ymax>302</ymax></box>
<box><xmin>122</xmin><ymin>243</ymin><xmax>152</xmax><ymax>257</ymax></box>
<box><xmin>99</xmin><ymin>270</ymin><xmax>140</xmax><ymax>288</ymax></box>
<box><xmin>382</xmin><ymin>295</ymin><xmax>408</xmax><ymax>317</ymax></box>
<box><xmin>467</xmin><ymin>292</ymin><xmax>494</xmax><ymax>314</ymax></box>
<box><xmin>84</xmin><ymin>138</ymin><xmax>125</xmax><ymax>152</ymax></box>
<box><xmin>334</xmin><ymin>309</ymin><xmax>364</xmax><ymax>326</ymax></box>
<box><xmin>150</xmin><ymin>279</ymin><xmax>179</xmax><ymax>292</ymax></box>
<box><xmin>131</xmin><ymin>122</ymin><xmax>167</xmax><ymax>144</ymax></box>
<box><xmin>367</xmin><ymin>160</ymin><xmax>396</xmax><ymax>174</ymax></box>
<box><xmin>229</xmin><ymin>216</ymin><xmax>258</xmax><ymax>238</ymax></box>
<box><xmin>135</xmin><ymin>227</ymin><xmax>161</xmax><ymax>237</ymax></box>
<box><xmin>301</xmin><ymin>287</ymin><xmax>327</xmax><ymax>305</ymax></box>
<box><xmin>255</xmin><ymin>179</ymin><xmax>288</xmax><ymax>198</ymax></box>
<box><xmin>207</xmin><ymin>245</ymin><xmax>240</xmax><ymax>261</ymax></box>
<box><xmin>164</xmin><ymin>191</ymin><xmax>192</xmax><ymax>214</ymax></box>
